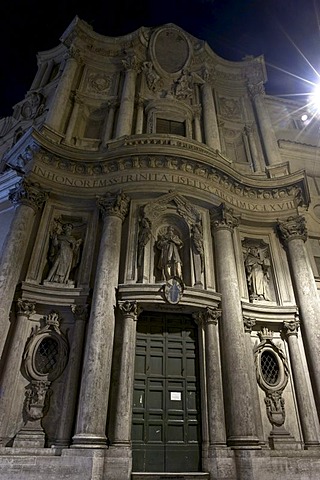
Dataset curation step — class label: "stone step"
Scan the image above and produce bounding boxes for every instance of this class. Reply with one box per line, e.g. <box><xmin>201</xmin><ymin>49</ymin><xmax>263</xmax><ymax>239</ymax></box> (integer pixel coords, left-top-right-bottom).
<box><xmin>131</xmin><ymin>473</ymin><xmax>210</xmax><ymax>480</ymax></box>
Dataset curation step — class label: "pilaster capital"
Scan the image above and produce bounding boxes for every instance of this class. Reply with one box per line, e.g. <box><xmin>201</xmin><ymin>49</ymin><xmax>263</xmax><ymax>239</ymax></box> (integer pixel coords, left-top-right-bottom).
<box><xmin>71</xmin><ymin>304</ymin><xmax>89</xmax><ymax>322</ymax></box>
<box><xmin>282</xmin><ymin>319</ymin><xmax>300</xmax><ymax>337</ymax></box>
<box><xmin>16</xmin><ymin>299</ymin><xmax>36</xmax><ymax>317</ymax></box>
<box><xmin>97</xmin><ymin>191</ymin><xmax>130</xmax><ymax>221</ymax></box>
<box><xmin>118</xmin><ymin>300</ymin><xmax>141</xmax><ymax>319</ymax></box>
<box><xmin>243</xmin><ymin>316</ymin><xmax>256</xmax><ymax>333</ymax></box>
<box><xmin>277</xmin><ymin>215</ymin><xmax>307</xmax><ymax>244</ymax></box>
<box><xmin>9</xmin><ymin>179</ymin><xmax>48</xmax><ymax>212</ymax></box>
<box><xmin>210</xmin><ymin>203</ymin><xmax>239</xmax><ymax>232</ymax></box>
<box><xmin>193</xmin><ymin>306</ymin><xmax>221</xmax><ymax>327</ymax></box>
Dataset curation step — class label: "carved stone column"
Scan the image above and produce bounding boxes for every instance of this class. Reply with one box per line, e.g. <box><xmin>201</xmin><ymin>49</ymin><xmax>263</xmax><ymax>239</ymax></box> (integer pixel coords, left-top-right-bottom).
<box><xmin>193</xmin><ymin>307</ymin><xmax>226</xmax><ymax>447</ymax></box>
<box><xmin>72</xmin><ymin>191</ymin><xmax>130</xmax><ymax>448</ymax></box>
<box><xmin>282</xmin><ymin>318</ymin><xmax>320</xmax><ymax>448</ymax></box>
<box><xmin>193</xmin><ymin>105</ymin><xmax>202</xmax><ymax>143</ymax></box>
<box><xmin>111</xmin><ymin>301</ymin><xmax>140</xmax><ymax>446</ymax></box>
<box><xmin>248</xmin><ymin>82</ymin><xmax>282</xmax><ymax>166</ymax></box>
<box><xmin>201</xmin><ymin>81</ymin><xmax>221</xmax><ymax>151</ymax></box>
<box><xmin>55</xmin><ymin>305</ymin><xmax>89</xmax><ymax>447</ymax></box>
<box><xmin>64</xmin><ymin>93</ymin><xmax>83</xmax><ymax>144</ymax></box>
<box><xmin>102</xmin><ymin>99</ymin><xmax>117</xmax><ymax>146</ymax></box>
<box><xmin>243</xmin><ymin>317</ymin><xmax>265</xmax><ymax>446</ymax></box>
<box><xmin>0</xmin><ymin>179</ymin><xmax>47</xmax><ymax>360</ymax></box>
<box><xmin>116</xmin><ymin>56</ymin><xmax>139</xmax><ymax>138</ymax></box>
<box><xmin>45</xmin><ymin>50</ymin><xmax>80</xmax><ymax>132</ymax></box>
<box><xmin>135</xmin><ymin>97</ymin><xmax>144</xmax><ymax>134</ymax></box>
<box><xmin>0</xmin><ymin>299</ymin><xmax>36</xmax><ymax>443</ymax></box>
<box><xmin>277</xmin><ymin>215</ymin><xmax>320</xmax><ymax>418</ymax></box>
<box><xmin>244</xmin><ymin>123</ymin><xmax>264</xmax><ymax>173</ymax></box>
<box><xmin>210</xmin><ymin>204</ymin><xmax>259</xmax><ymax>448</ymax></box>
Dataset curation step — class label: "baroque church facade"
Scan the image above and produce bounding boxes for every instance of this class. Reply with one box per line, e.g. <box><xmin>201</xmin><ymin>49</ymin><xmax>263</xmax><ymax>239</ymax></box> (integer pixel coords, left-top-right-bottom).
<box><xmin>1</xmin><ymin>17</ymin><xmax>320</xmax><ymax>480</ymax></box>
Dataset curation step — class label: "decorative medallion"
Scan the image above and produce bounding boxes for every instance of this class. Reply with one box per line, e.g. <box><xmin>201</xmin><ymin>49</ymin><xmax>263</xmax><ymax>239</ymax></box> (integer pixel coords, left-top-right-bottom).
<box><xmin>152</xmin><ymin>27</ymin><xmax>190</xmax><ymax>74</ymax></box>
<box><xmin>164</xmin><ymin>276</ymin><xmax>184</xmax><ymax>304</ymax></box>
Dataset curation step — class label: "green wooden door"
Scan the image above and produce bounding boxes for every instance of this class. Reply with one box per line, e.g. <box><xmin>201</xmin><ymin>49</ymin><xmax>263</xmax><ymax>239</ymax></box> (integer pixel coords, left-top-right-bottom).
<box><xmin>132</xmin><ymin>312</ymin><xmax>201</xmax><ymax>472</ymax></box>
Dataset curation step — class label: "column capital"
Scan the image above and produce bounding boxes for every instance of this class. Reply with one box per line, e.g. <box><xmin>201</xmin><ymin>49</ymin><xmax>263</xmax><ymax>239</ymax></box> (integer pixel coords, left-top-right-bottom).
<box><xmin>193</xmin><ymin>306</ymin><xmax>222</xmax><ymax>327</ymax></box>
<box><xmin>97</xmin><ymin>191</ymin><xmax>130</xmax><ymax>221</ymax></box>
<box><xmin>247</xmin><ymin>82</ymin><xmax>265</xmax><ymax>99</ymax></box>
<box><xmin>9</xmin><ymin>179</ymin><xmax>48</xmax><ymax>212</ymax></box>
<box><xmin>282</xmin><ymin>319</ymin><xmax>300</xmax><ymax>337</ymax></box>
<box><xmin>16</xmin><ymin>298</ymin><xmax>36</xmax><ymax>317</ymax></box>
<box><xmin>122</xmin><ymin>55</ymin><xmax>140</xmax><ymax>72</ymax></box>
<box><xmin>71</xmin><ymin>304</ymin><xmax>89</xmax><ymax>322</ymax></box>
<box><xmin>277</xmin><ymin>215</ymin><xmax>307</xmax><ymax>244</ymax></box>
<box><xmin>193</xmin><ymin>104</ymin><xmax>202</xmax><ymax>118</ymax></box>
<box><xmin>64</xmin><ymin>46</ymin><xmax>82</xmax><ymax>64</ymax></box>
<box><xmin>210</xmin><ymin>203</ymin><xmax>239</xmax><ymax>232</ymax></box>
<box><xmin>243</xmin><ymin>316</ymin><xmax>256</xmax><ymax>333</ymax></box>
<box><xmin>118</xmin><ymin>300</ymin><xmax>141</xmax><ymax>319</ymax></box>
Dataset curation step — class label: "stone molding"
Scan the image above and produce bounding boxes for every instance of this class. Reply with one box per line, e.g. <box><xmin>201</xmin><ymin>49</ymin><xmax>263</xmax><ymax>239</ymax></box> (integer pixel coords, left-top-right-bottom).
<box><xmin>16</xmin><ymin>299</ymin><xmax>36</xmax><ymax>317</ymax></box>
<box><xmin>29</xmin><ymin>129</ymin><xmax>309</xmax><ymax>209</ymax></box>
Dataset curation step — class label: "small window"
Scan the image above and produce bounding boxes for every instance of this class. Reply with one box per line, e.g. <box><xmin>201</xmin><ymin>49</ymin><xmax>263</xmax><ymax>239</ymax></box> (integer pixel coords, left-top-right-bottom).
<box><xmin>156</xmin><ymin>118</ymin><xmax>186</xmax><ymax>136</ymax></box>
<box><xmin>261</xmin><ymin>350</ymin><xmax>279</xmax><ymax>386</ymax></box>
<box><xmin>35</xmin><ymin>337</ymin><xmax>59</xmax><ymax>375</ymax></box>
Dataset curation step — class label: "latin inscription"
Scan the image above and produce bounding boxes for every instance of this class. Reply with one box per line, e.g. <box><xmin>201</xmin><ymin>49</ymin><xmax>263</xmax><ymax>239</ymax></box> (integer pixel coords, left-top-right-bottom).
<box><xmin>33</xmin><ymin>165</ymin><xmax>295</xmax><ymax>212</ymax></box>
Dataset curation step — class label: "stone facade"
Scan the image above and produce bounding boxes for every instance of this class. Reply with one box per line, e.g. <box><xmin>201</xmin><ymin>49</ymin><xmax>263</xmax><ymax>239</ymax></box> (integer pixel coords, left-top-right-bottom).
<box><xmin>0</xmin><ymin>17</ymin><xmax>320</xmax><ymax>480</ymax></box>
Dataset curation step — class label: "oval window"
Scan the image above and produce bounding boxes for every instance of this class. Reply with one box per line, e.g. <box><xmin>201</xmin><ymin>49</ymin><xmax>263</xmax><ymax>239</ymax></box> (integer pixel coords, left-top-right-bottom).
<box><xmin>35</xmin><ymin>337</ymin><xmax>59</xmax><ymax>375</ymax></box>
<box><xmin>261</xmin><ymin>350</ymin><xmax>280</xmax><ymax>386</ymax></box>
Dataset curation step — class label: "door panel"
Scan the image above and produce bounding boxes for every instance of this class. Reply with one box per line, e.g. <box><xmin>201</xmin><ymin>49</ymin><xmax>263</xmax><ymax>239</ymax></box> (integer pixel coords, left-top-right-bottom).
<box><xmin>132</xmin><ymin>312</ymin><xmax>201</xmax><ymax>472</ymax></box>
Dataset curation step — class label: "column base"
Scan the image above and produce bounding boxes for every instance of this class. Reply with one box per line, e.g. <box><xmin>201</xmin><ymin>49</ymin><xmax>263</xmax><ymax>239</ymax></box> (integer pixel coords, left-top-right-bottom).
<box><xmin>71</xmin><ymin>433</ymin><xmax>109</xmax><ymax>449</ymax></box>
<box><xmin>227</xmin><ymin>435</ymin><xmax>261</xmax><ymax>449</ymax></box>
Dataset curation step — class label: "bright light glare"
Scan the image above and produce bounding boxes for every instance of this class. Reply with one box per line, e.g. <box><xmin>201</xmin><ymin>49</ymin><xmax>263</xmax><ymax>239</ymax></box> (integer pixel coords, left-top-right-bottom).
<box><xmin>308</xmin><ymin>84</ymin><xmax>320</xmax><ymax>114</ymax></box>
<box><xmin>301</xmin><ymin>114</ymin><xmax>308</xmax><ymax>122</ymax></box>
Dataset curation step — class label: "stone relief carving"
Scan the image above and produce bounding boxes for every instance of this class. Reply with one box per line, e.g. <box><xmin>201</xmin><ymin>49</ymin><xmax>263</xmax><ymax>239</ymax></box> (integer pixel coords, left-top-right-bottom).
<box><xmin>20</xmin><ymin>92</ymin><xmax>46</xmax><ymax>120</ymax></box>
<box><xmin>143</xmin><ymin>61</ymin><xmax>161</xmax><ymax>91</ymax></box>
<box><xmin>219</xmin><ymin>97</ymin><xmax>241</xmax><ymax>119</ymax></box>
<box><xmin>173</xmin><ymin>69</ymin><xmax>194</xmax><ymax>99</ymax></box>
<box><xmin>44</xmin><ymin>218</ymin><xmax>83</xmax><ymax>287</ymax></box>
<box><xmin>87</xmin><ymin>72</ymin><xmax>112</xmax><ymax>94</ymax></box>
<box><xmin>243</xmin><ymin>240</ymin><xmax>271</xmax><ymax>302</ymax></box>
<box><xmin>156</xmin><ymin>225</ymin><xmax>184</xmax><ymax>281</ymax></box>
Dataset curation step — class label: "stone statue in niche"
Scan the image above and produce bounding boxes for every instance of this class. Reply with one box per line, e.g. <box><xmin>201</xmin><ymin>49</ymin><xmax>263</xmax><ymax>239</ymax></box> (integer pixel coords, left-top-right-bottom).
<box><xmin>44</xmin><ymin>220</ymin><xmax>82</xmax><ymax>286</ymax></box>
<box><xmin>157</xmin><ymin>226</ymin><xmax>183</xmax><ymax>281</ymax></box>
<box><xmin>244</xmin><ymin>244</ymin><xmax>271</xmax><ymax>301</ymax></box>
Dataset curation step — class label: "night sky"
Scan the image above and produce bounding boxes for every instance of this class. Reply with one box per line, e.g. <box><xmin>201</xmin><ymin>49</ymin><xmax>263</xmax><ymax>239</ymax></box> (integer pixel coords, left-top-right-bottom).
<box><xmin>0</xmin><ymin>0</ymin><xmax>319</xmax><ymax>118</ymax></box>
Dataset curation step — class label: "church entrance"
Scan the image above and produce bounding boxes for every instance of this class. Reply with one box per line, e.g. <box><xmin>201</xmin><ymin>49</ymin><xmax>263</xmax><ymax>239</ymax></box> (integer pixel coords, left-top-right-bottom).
<box><xmin>132</xmin><ymin>311</ymin><xmax>202</xmax><ymax>472</ymax></box>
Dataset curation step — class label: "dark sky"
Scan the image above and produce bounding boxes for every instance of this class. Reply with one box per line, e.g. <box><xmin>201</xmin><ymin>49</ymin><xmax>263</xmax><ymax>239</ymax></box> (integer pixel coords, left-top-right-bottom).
<box><xmin>0</xmin><ymin>0</ymin><xmax>319</xmax><ymax>118</ymax></box>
